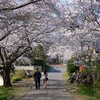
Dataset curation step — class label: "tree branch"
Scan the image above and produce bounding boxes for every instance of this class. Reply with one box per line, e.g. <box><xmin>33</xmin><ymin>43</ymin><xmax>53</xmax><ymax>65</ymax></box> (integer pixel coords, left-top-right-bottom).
<box><xmin>11</xmin><ymin>46</ymin><xmax>30</xmax><ymax>63</ymax></box>
<box><xmin>0</xmin><ymin>47</ymin><xmax>5</xmax><ymax>64</ymax></box>
<box><xmin>1</xmin><ymin>0</ymin><xmax>41</xmax><ymax>11</ymax></box>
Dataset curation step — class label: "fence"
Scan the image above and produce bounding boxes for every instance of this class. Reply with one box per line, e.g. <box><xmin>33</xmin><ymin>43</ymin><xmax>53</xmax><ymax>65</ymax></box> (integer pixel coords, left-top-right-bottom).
<box><xmin>15</xmin><ymin>66</ymin><xmax>42</xmax><ymax>71</ymax></box>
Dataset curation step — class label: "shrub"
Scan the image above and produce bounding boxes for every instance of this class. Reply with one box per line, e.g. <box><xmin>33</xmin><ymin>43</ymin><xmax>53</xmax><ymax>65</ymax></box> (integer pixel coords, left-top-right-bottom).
<box><xmin>95</xmin><ymin>60</ymin><xmax>100</xmax><ymax>71</ymax></box>
<box><xmin>45</xmin><ymin>64</ymin><xmax>50</xmax><ymax>71</ymax></box>
<box><xmin>67</xmin><ymin>58</ymin><xmax>79</xmax><ymax>74</ymax></box>
<box><xmin>32</xmin><ymin>59</ymin><xmax>44</xmax><ymax>66</ymax></box>
<box><xmin>16</xmin><ymin>70</ymin><xmax>26</xmax><ymax>78</ymax></box>
<box><xmin>12</xmin><ymin>76</ymin><xmax>22</xmax><ymax>83</ymax></box>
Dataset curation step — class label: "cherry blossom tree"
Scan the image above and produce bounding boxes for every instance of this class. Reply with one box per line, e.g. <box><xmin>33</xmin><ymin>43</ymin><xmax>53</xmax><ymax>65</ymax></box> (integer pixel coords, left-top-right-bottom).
<box><xmin>47</xmin><ymin>0</ymin><xmax>100</xmax><ymax>64</ymax></box>
<box><xmin>0</xmin><ymin>0</ymin><xmax>60</xmax><ymax>86</ymax></box>
<box><xmin>0</xmin><ymin>0</ymin><xmax>100</xmax><ymax>87</ymax></box>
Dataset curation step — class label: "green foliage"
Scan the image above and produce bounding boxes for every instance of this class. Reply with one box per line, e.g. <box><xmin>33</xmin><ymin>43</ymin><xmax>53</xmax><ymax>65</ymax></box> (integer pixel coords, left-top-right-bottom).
<box><xmin>0</xmin><ymin>87</ymin><xmax>15</xmax><ymax>100</ymax></box>
<box><xmin>93</xmin><ymin>76</ymin><xmax>100</xmax><ymax>93</ymax></box>
<box><xmin>11</xmin><ymin>70</ymin><xmax>26</xmax><ymax>79</ymax></box>
<box><xmin>95</xmin><ymin>60</ymin><xmax>100</xmax><ymax>71</ymax></box>
<box><xmin>16</xmin><ymin>45</ymin><xmax>46</xmax><ymax>67</ymax></box>
<box><xmin>67</xmin><ymin>51</ymin><xmax>100</xmax><ymax>99</ymax></box>
<box><xmin>45</xmin><ymin>64</ymin><xmax>50</xmax><ymax>71</ymax></box>
<box><xmin>16</xmin><ymin>70</ymin><xmax>26</xmax><ymax>78</ymax></box>
<box><xmin>33</xmin><ymin>44</ymin><xmax>45</xmax><ymax>59</ymax></box>
<box><xmin>32</xmin><ymin>59</ymin><xmax>44</xmax><ymax>66</ymax></box>
<box><xmin>11</xmin><ymin>76</ymin><xmax>22</xmax><ymax>83</ymax></box>
<box><xmin>0</xmin><ymin>86</ymin><xmax>27</xmax><ymax>100</ymax></box>
<box><xmin>67</xmin><ymin>58</ymin><xmax>79</xmax><ymax>74</ymax></box>
<box><xmin>77</xmin><ymin>86</ymin><xmax>96</xmax><ymax>96</ymax></box>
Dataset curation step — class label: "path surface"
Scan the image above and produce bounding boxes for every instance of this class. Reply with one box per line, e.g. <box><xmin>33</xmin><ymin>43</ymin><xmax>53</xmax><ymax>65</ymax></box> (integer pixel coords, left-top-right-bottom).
<box><xmin>20</xmin><ymin>65</ymin><xmax>74</xmax><ymax>100</ymax></box>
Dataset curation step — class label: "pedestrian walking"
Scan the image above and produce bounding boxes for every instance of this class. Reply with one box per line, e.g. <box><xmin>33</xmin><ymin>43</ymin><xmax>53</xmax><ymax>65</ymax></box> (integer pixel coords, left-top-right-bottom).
<box><xmin>41</xmin><ymin>69</ymin><xmax>48</xmax><ymax>89</ymax></box>
<box><xmin>33</xmin><ymin>68</ymin><xmax>41</xmax><ymax>90</ymax></box>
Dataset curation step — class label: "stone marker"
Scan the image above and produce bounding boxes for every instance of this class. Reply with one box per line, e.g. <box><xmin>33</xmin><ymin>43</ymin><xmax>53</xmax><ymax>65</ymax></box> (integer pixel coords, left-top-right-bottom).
<box><xmin>0</xmin><ymin>75</ymin><xmax>3</xmax><ymax>86</ymax></box>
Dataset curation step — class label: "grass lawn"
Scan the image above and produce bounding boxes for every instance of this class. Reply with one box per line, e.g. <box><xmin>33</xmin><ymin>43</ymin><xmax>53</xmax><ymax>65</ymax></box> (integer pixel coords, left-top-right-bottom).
<box><xmin>0</xmin><ymin>69</ymin><xmax>34</xmax><ymax>100</ymax></box>
<box><xmin>0</xmin><ymin>86</ymin><xmax>27</xmax><ymax>100</ymax></box>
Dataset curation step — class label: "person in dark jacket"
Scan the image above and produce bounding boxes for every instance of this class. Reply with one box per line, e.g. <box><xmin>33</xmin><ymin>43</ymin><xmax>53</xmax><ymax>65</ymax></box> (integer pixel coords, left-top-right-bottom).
<box><xmin>33</xmin><ymin>68</ymin><xmax>41</xmax><ymax>89</ymax></box>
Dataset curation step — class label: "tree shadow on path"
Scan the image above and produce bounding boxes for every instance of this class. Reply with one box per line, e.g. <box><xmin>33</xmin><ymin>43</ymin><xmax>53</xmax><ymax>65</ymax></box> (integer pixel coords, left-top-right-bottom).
<box><xmin>48</xmin><ymin>66</ymin><xmax>61</xmax><ymax>73</ymax></box>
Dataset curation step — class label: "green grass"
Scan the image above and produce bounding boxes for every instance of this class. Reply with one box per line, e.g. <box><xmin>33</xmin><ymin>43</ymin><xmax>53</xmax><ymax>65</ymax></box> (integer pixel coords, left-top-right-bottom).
<box><xmin>0</xmin><ymin>87</ymin><xmax>18</xmax><ymax>100</ymax></box>
<box><xmin>0</xmin><ymin>70</ymin><xmax>29</xmax><ymax>100</ymax></box>
<box><xmin>62</xmin><ymin>72</ymin><xmax>68</xmax><ymax>77</ymax></box>
<box><xmin>63</xmin><ymin>72</ymin><xmax>100</xmax><ymax>100</ymax></box>
<box><xmin>77</xmin><ymin>86</ymin><xmax>96</xmax><ymax>96</ymax></box>
<box><xmin>12</xmin><ymin>76</ymin><xmax>22</xmax><ymax>83</ymax></box>
<box><xmin>0</xmin><ymin>86</ymin><xmax>27</xmax><ymax>100</ymax></box>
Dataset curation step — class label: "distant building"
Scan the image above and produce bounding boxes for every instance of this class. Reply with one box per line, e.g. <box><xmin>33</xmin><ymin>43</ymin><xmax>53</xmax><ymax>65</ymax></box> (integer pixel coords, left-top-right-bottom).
<box><xmin>46</xmin><ymin>55</ymin><xmax>61</xmax><ymax>64</ymax></box>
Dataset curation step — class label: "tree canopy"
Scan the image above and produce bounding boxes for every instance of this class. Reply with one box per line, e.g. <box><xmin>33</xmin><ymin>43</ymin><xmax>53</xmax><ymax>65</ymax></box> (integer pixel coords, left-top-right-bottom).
<box><xmin>0</xmin><ymin>0</ymin><xmax>100</xmax><ymax>86</ymax></box>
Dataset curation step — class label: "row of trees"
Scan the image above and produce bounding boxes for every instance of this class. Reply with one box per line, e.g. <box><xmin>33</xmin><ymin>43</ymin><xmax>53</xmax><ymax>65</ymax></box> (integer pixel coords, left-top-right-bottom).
<box><xmin>0</xmin><ymin>0</ymin><xmax>60</xmax><ymax>86</ymax></box>
<box><xmin>0</xmin><ymin>0</ymin><xmax>100</xmax><ymax>87</ymax></box>
<box><xmin>48</xmin><ymin>0</ymin><xmax>100</xmax><ymax>61</ymax></box>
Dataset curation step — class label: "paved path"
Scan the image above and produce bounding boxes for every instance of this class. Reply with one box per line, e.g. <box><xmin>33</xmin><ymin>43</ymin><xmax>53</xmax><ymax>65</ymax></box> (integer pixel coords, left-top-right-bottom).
<box><xmin>20</xmin><ymin>65</ymin><xmax>74</xmax><ymax>100</ymax></box>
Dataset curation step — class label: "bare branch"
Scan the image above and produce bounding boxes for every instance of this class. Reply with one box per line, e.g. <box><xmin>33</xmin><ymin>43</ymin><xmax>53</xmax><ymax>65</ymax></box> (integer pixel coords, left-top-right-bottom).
<box><xmin>0</xmin><ymin>0</ymin><xmax>42</xmax><ymax>11</ymax></box>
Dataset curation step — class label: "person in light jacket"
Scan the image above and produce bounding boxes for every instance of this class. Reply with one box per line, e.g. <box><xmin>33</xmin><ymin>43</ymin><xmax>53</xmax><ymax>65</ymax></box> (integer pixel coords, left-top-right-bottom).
<box><xmin>41</xmin><ymin>69</ymin><xmax>48</xmax><ymax>89</ymax></box>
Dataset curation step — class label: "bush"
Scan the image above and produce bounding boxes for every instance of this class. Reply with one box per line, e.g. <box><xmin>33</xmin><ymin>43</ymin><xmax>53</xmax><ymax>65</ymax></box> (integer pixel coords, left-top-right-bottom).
<box><xmin>16</xmin><ymin>70</ymin><xmax>26</xmax><ymax>78</ymax></box>
<box><xmin>32</xmin><ymin>59</ymin><xmax>44</xmax><ymax>66</ymax></box>
<box><xmin>45</xmin><ymin>64</ymin><xmax>50</xmax><ymax>71</ymax></box>
<box><xmin>95</xmin><ymin>60</ymin><xmax>100</xmax><ymax>71</ymax></box>
<box><xmin>67</xmin><ymin>58</ymin><xmax>79</xmax><ymax>74</ymax></box>
<box><xmin>12</xmin><ymin>76</ymin><xmax>22</xmax><ymax>83</ymax></box>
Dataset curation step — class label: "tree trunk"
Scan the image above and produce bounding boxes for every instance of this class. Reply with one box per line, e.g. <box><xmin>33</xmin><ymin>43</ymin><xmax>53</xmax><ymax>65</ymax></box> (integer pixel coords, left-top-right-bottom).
<box><xmin>3</xmin><ymin>71</ymin><xmax>12</xmax><ymax>87</ymax></box>
<box><xmin>3</xmin><ymin>63</ymin><xmax>12</xmax><ymax>87</ymax></box>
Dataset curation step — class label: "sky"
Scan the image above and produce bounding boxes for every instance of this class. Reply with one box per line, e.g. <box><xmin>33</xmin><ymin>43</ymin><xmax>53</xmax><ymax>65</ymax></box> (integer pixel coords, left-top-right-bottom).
<box><xmin>60</xmin><ymin>0</ymin><xmax>66</xmax><ymax>2</ymax></box>
<box><xmin>60</xmin><ymin>0</ymin><xmax>73</xmax><ymax>3</ymax></box>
